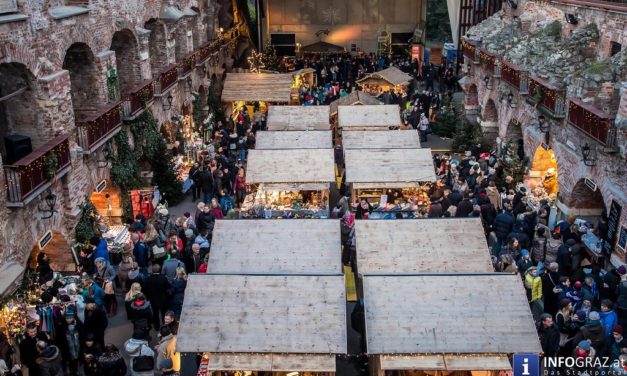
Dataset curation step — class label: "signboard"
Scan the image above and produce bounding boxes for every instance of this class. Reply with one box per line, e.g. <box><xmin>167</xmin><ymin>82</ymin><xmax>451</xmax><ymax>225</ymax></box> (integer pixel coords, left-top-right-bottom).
<box><xmin>584</xmin><ymin>178</ymin><xmax>598</xmax><ymax>192</ymax></box>
<box><xmin>603</xmin><ymin>200</ymin><xmax>622</xmax><ymax>255</ymax></box>
<box><xmin>38</xmin><ymin>230</ymin><xmax>53</xmax><ymax>250</ymax></box>
<box><xmin>95</xmin><ymin>179</ymin><xmax>107</xmax><ymax>193</ymax></box>
<box><xmin>541</xmin><ymin>142</ymin><xmax>550</xmax><ymax>151</ymax></box>
<box><xmin>618</xmin><ymin>226</ymin><xmax>627</xmax><ymax>251</ymax></box>
<box><xmin>429</xmin><ymin>47</ymin><xmax>443</xmax><ymax>65</ymax></box>
<box><xmin>0</xmin><ymin>0</ymin><xmax>18</xmax><ymax>14</ymax></box>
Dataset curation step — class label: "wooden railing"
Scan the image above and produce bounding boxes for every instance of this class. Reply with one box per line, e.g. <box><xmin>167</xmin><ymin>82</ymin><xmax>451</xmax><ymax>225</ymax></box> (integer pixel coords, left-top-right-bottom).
<box><xmin>179</xmin><ymin>52</ymin><xmax>196</xmax><ymax>78</ymax></box>
<box><xmin>4</xmin><ymin>134</ymin><xmax>71</xmax><ymax>204</ymax></box>
<box><xmin>551</xmin><ymin>0</ymin><xmax>627</xmax><ymax>11</ymax></box>
<box><xmin>461</xmin><ymin>39</ymin><xmax>477</xmax><ymax>60</ymax></box>
<box><xmin>501</xmin><ymin>60</ymin><xmax>521</xmax><ymax>89</ymax></box>
<box><xmin>196</xmin><ymin>42</ymin><xmax>213</xmax><ymax>65</ymax></box>
<box><xmin>527</xmin><ymin>75</ymin><xmax>566</xmax><ymax>117</ymax></box>
<box><xmin>123</xmin><ymin>79</ymin><xmax>155</xmax><ymax>119</ymax></box>
<box><xmin>75</xmin><ymin>101</ymin><xmax>123</xmax><ymax>152</ymax></box>
<box><xmin>568</xmin><ymin>98</ymin><xmax>616</xmax><ymax>146</ymax></box>
<box><xmin>479</xmin><ymin>49</ymin><xmax>495</xmax><ymax>74</ymax></box>
<box><xmin>155</xmin><ymin>64</ymin><xmax>179</xmax><ymax>95</ymax></box>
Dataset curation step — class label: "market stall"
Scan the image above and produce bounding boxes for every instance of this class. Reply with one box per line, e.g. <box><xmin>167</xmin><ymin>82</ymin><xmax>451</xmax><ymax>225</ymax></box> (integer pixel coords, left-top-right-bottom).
<box><xmin>292</xmin><ymin>68</ymin><xmax>318</xmax><ymax>93</ymax></box>
<box><xmin>356</xmin><ymin>66</ymin><xmax>413</xmax><ymax>96</ymax></box>
<box><xmin>299</xmin><ymin>41</ymin><xmax>346</xmax><ymax>57</ymax></box>
<box><xmin>344</xmin><ymin>148</ymin><xmax>437</xmax><ymax>217</ymax></box>
<box><xmin>329</xmin><ymin>91</ymin><xmax>381</xmax><ymax>118</ymax></box>
<box><xmin>266</xmin><ymin>105</ymin><xmax>330</xmax><ymax>131</ymax></box>
<box><xmin>355</xmin><ymin>218</ymin><xmax>492</xmax><ymax>274</ymax></box>
<box><xmin>177</xmin><ymin>274</ymin><xmax>347</xmax><ymax>375</ymax></box>
<box><xmin>342</xmin><ymin>130</ymin><xmax>421</xmax><ymax>149</ymax></box>
<box><xmin>207</xmin><ymin>219</ymin><xmax>341</xmax><ymax>274</ymax></box>
<box><xmin>243</xmin><ymin>149</ymin><xmax>335</xmax><ymax>218</ymax></box>
<box><xmin>338</xmin><ymin>105</ymin><xmax>402</xmax><ymax>131</ymax></box>
<box><xmin>221</xmin><ymin>72</ymin><xmax>294</xmax><ymax>120</ymax></box>
<box><xmin>255</xmin><ymin>131</ymin><xmax>333</xmax><ymax>150</ymax></box>
<box><xmin>363</xmin><ymin>274</ymin><xmax>542</xmax><ymax>375</ymax></box>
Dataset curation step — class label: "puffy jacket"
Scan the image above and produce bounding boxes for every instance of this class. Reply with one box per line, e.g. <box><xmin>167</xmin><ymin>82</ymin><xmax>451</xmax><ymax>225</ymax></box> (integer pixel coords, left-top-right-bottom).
<box><xmin>98</xmin><ymin>351</ymin><xmax>127</xmax><ymax>376</ymax></box>
<box><xmin>545</xmin><ymin>238</ymin><xmax>562</xmax><ymax>264</ymax></box>
<box><xmin>494</xmin><ymin>211</ymin><xmax>515</xmax><ymax>241</ymax></box>
<box><xmin>525</xmin><ymin>272</ymin><xmax>543</xmax><ymax>302</ymax></box>
<box><xmin>600</xmin><ymin>310</ymin><xmax>618</xmax><ymax>337</ymax></box>
<box><xmin>124</xmin><ymin>338</ymin><xmax>155</xmax><ymax>376</ymax></box>
<box><xmin>156</xmin><ymin>335</ymin><xmax>180</xmax><ymax>372</ymax></box>
<box><xmin>531</xmin><ymin>236</ymin><xmax>548</xmax><ymax>263</ymax></box>
<box><xmin>36</xmin><ymin>345</ymin><xmax>64</xmax><ymax>376</ymax></box>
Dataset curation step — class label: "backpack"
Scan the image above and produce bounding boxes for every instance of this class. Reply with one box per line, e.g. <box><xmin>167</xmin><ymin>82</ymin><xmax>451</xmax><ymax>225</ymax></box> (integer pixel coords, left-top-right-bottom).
<box><xmin>132</xmin><ymin>345</ymin><xmax>154</xmax><ymax>372</ymax></box>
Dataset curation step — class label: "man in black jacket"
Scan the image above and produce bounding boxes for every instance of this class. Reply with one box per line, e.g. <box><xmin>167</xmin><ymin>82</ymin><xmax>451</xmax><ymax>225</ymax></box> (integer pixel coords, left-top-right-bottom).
<box><xmin>20</xmin><ymin>323</ymin><xmax>49</xmax><ymax>376</ymax></box>
<box><xmin>199</xmin><ymin>166</ymin><xmax>214</xmax><ymax>204</ymax></box>
<box><xmin>538</xmin><ymin>314</ymin><xmax>560</xmax><ymax>357</ymax></box>
<box><xmin>493</xmin><ymin>200</ymin><xmax>515</xmax><ymax>253</ymax></box>
<box><xmin>143</xmin><ymin>264</ymin><xmax>171</xmax><ymax>331</ymax></box>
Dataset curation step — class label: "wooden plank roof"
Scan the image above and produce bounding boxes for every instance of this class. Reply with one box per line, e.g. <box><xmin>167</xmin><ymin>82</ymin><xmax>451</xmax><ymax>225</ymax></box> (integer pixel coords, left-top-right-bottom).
<box><xmin>206</xmin><ymin>353</ymin><xmax>337</xmax><ymax>372</ymax></box>
<box><xmin>338</xmin><ymin>105</ymin><xmax>401</xmax><ymax>129</ymax></box>
<box><xmin>379</xmin><ymin>355</ymin><xmax>511</xmax><ymax>371</ymax></box>
<box><xmin>255</xmin><ymin>131</ymin><xmax>332</xmax><ymax>150</ymax></box>
<box><xmin>266</xmin><ymin>106</ymin><xmax>330</xmax><ymax>130</ymax></box>
<box><xmin>208</xmin><ymin>219</ymin><xmax>341</xmax><ymax>274</ymax></box>
<box><xmin>355</xmin><ymin>218</ymin><xmax>492</xmax><ymax>274</ymax></box>
<box><xmin>342</xmin><ymin>130</ymin><xmax>421</xmax><ymax>149</ymax></box>
<box><xmin>329</xmin><ymin>91</ymin><xmax>381</xmax><ymax>116</ymax></box>
<box><xmin>357</xmin><ymin>66</ymin><xmax>414</xmax><ymax>87</ymax></box>
<box><xmin>344</xmin><ymin>148</ymin><xmax>437</xmax><ymax>185</ymax></box>
<box><xmin>221</xmin><ymin>73</ymin><xmax>293</xmax><ymax>102</ymax></box>
<box><xmin>246</xmin><ymin>149</ymin><xmax>335</xmax><ymax>184</ymax></box>
<box><xmin>177</xmin><ymin>274</ymin><xmax>347</xmax><ymax>354</ymax></box>
<box><xmin>363</xmin><ymin>274</ymin><xmax>542</xmax><ymax>355</ymax></box>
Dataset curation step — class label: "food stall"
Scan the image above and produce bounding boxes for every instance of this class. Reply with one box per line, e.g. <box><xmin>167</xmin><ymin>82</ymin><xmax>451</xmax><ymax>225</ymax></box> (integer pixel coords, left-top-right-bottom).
<box><xmin>243</xmin><ymin>149</ymin><xmax>335</xmax><ymax>218</ymax></box>
<box><xmin>343</xmin><ymin>148</ymin><xmax>437</xmax><ymax>217</ymax></box>
<box><xmin>207</xmin><ymin>219</ymin><xmax>341</xmax><ymax>274</ymax></box>
<box><xmin>338</xmin><ymin>105</ymin><xmax>402</xmax><ymax>131</ymax></box>
<box><xmin>342</xmin><ymin>130</ymin><xmax>421</xmax><ymax>149</ymax></box>
<box><xmin>356</xmin><ymin>66</ymin><xmax>413</xmax><ymax>96</ymax></box>
<box><xmin>330</xmin><ymin>91</ymin><xmax>381</xmax><ymax>118</ymax></box>
<box><xmin>266</xmin><ymin>105</ymin><xmax>330</xmax><ymax>131</ymax></box>
<box><xmin>255</xmin><ymin>131</ymin><xmax>333</xmax><ymax>150</ymax></box>
<box><xmin>292</xmin><ymin>68</ymin><xmax>318</xmax><ymax>92</ymax></box>
<box><xmin>221</xmin><ymin>73</ymin><xmax>294</xmax><ymax>120</ymax></box>
<box><xmin>177</xmin><ymin>274</ymin><xmax>347</xmax><ymax>375</ymax></box>
<box><xmin>363</xmin><ymin>274</ymin><xmax>542</xmax><ymax>376</ymax></box>
<box><xmin>355</xmin><ymin>218</ymin><xmax>493</xmax><ymax>275</ymax></box>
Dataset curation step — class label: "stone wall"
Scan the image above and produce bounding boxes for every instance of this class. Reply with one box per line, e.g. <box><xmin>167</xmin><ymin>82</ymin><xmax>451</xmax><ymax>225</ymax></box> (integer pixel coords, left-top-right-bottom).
<box><xmin>0</xmin><ymin>0</ymin><xmax>232</xmax><ymax>290</ymax></box>
<box><xmin>463</xmin><ymin>1</ymin><xmax>627</xmax><ymax>261</ymax></box>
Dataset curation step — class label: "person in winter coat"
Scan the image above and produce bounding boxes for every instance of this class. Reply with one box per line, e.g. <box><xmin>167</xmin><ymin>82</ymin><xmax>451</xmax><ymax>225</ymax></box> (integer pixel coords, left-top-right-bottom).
<box><xmin>454</xmin><ymin>195</ymin><xmax>473</xmax><ymax>218</ymax></box>
<box><xmin>516</xmin><ymin>249</ymin><xmax>533</xmax><ymax>275</ymax></box>
<box><xmin>604</xmin><ymin>265</ymin><xmax>626</xmax><ymax>302</ymax></box>
<box><xmin>542</xmin><ymin>262</ymin><xmax>561</xmax><ymax>316</ymax></box>
<box><xmin>35</xmin><ymin>342</ymin><xmax>64</xmax><ymax>376</ymax></box>
<box><xmin>557</xmin><ymin>239</ymin><xmax>576</xmax><ymax>276</ymax></box>
<box><xmin>208</xmin><ymin>198</ymin><xmax>224</xmax><ymax>220</ymax></box>
<box><xmin>83</xmin><ymin>355</ymin><xmax>100</xmax><ymax>376</ymax></box>
<box><xmin>125</xmin><ymin>283</ymin><xmax>143</xmax><ymax>320</ymax></box>
<box><xmin>199</xmin><ymin>167</ymin><xmax>214</xmax><ymax>204</ymax></box>
<box><xmin>531</xmin><ymin>227</ymin><xmax>549</xmax><ymax>264</ymax></box>
<box><xmin>98</xmin><ymin>344</ymin><xmax>127</xmax><ymax>376</ymax></box>
<box><xmin>609</xmin><ymin>325</ymin><xmax>627</xmax><ymax>362</ymax></box>
<box><xmin>128</xmin><ymin>294</ymin><xmax>153</xmax><ymax>341</ymax></box>
<box><xmin>90</xmin><ymin>236</ymin><xmax>110</xmax><ymax>267</ymax></box>
<box><xmin>124</xmin><ymin>330</ymin><xmax>155</xmax><ymax>376</ymax></box>
<box><xmin>507</xmin><ymin>223</ymin><xmax>531</xmax><ymax>251</ymax></box>
<box><xmin>20</xmin><ymin>324</ymin><xmax>49</xmax><ymax>376</ymax></box>
<box><xmin>581</xmin><ymin>276</ymin><xmax>599</xmax><ymax>306</ymax></box>
<box><xmin>161</xmin><ymin>253</ymin><xmax>185</xmax><ymax>284</ymax></box>
<box><xmin>167</xmin><ymin>268</ymin><xmax>187</xmax><ymax>318</ymax></box>
<box><xmin>573</xmin><ymin>310</ymin><xmax>606</xmax><ymax>352</ymax></box>
<box><xmin>493</xmin><ymin>205</ymin><xmax>515</xmax><ymax>250</ymax></box>
<box><xmin>600</xmin><ymin>299</ymin><xmax>619</xmax><ymax>337</ymax></box>
<box><xmin>143</xmin><ymin>264</ymin><xmax>171</xmax><ymax>331</ymax></box>
<box><xmin>545</xmin><ymin>232</ymin><xmax>562</xmax><ymax>264</ymax></box>
<box><xmin>537</xmin><ymin>314</ymin><xmax>560</xmax><ymax>357</ymax></box>
<box><xmin>486</xmin><ymin>180</ymin><xmax>500</xmax><ymax>210</ymax></box>
<box><xmin>196</xmin><ymin>205</ymin><xmax>214</xmax><ymax>235</ymax></box>
<box><xmin>233</xmin><ymin>168</ymin><xmax>247</xmax><ymax>208</ymax></box>
<box><xmin>83</xmin><ymin>300</ymin><xmax>108</xmax><ymax>347</ymax></box>
<box><xmin>56</xmin><ymin>310</ymin><xmax>83</xmax><ymax>376</ymax></box>
<box><xmin>155</xmin><ymin>326</ymin><xmax>180</xmax><ymax>375</ymax></box>
<box><xmin>525</xmin><ymin>265</ymin><xmax>544</xmax><ymax>322</ymax></box>
<box><xmin>428</xmin><ymin>197</ymin><xmax>442</xmax><ymax>218</ymax></box>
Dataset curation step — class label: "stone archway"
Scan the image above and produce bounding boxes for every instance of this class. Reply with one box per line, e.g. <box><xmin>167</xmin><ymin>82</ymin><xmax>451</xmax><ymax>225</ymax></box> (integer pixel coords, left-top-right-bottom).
<box><xmin>145</xmin><ymin>19</ymin><xmax>169</xmax><ymax>77</ymax></box>
<box><xmin>464</xmin><ymin>84</ymin><xmax>479</xmax><ymax>123</ymax></box>
<box><xmin>63</xmin><ymin>43</ymin><xmax>100</xmax><ymax>111</ymax></box>
<box><xmin>0</xmin><ymin>63</ymin><xmax>47</xmax><ymax>155</ymax></box>
<box><xmin>110</xmin><ymin>29</ymin><xmax>142</xmax><ymax>96</ymax></box>
<box><xmin>480</xmin><ymin>98</ymin><xmax>499</xmax><ymax>147</ymax></box>
<box><xmin>566</xmin><ymin>178</ymin><xmax>606</xmax><ymax>211</ymax></box>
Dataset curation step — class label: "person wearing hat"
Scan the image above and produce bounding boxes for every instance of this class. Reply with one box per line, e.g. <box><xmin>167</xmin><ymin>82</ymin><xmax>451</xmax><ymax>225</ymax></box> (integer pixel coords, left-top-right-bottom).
<box><xmin>427</xmin><ymin>196</ymin><xmax>443</xmax><ymax>218</ymax></box>
<box><xmin>57</xmin><ymin>309</ymin><xmax>84</xmax><ymax>375</ymax></box>
<box><xmin>574</xmin><ymin>339</ymin><xmax>594</xmax><ymax>359</ymax></box>
<box><xmin>83</xmin><ymin>296</ymin><xmax>108</xmax><ymax>349</ymax></box>
<box><xmin>35</xmin><ymin>341</ymin><xmax>63</xmax><ymax>376</ymax></box>
<box><xmin>516</xmin><ymin>249</ymin><xmax>533</xmax><ymax>275</ymax></box>
<box><xmin>81</xmin><ymin>274</ymin><xmax>105</xmax><ymax>308</ymax></box>
<box><xmin>609</xmin><ymin>325</ymin><xmax>627</xmax><ymax>362</ymax></box>
<box><xmin>90</xmin><ymin>236</ymin><xmax>110</xmax><ymax>266</ymax></box>
<box><xmin>581</xmin><ymin>276</ymin><xmax>599</xmax><ymax>306</ymax></box>
<box><xmin>573</xmin><ymin>310</ymin><xmax>606</xmax><ymax>353</ymax></box>
<box><xmin>600</xmin><ymin>299</ymin><xmax>619</xmax><ymax>337</ymax></box>
<box><xmin>537</xmin><ymin>313</ymin><xmax>560</xmax><ymax>357</ymax></box>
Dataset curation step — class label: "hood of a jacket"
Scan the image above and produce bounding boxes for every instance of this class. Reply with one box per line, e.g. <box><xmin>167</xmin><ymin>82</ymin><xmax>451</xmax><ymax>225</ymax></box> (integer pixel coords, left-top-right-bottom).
<box><xmin>125</xmin><ymin>338</ymin><xmax>149</xmax><ymax>355</ymax></box>
<box><xmin>130</xmin><ymin>300</ymin><xmax>152</xmax><ymax>312</ymax></box>
<box><xmin>36</xmin><ymin>345</ymin><xmax>60</xmax><ymax>363</ymax></box>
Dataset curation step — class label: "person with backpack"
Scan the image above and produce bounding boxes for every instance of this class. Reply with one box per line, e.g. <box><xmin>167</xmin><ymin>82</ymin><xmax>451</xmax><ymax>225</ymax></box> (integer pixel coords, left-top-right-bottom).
<box><xmin>124</xmin><ymin>329</ymin><xmax>155</xmax><ymax>376</ymax></box>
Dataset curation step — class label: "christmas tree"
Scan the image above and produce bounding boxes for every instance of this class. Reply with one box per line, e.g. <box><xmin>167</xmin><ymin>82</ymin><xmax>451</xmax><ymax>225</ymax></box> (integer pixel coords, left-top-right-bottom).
<box><xmin>499</xmin><ymin>141</ymin><xmax>526</xmax><ymax>186</ymax></box>
<box><xmin>451</xmin><ymin>116</ymin><xmax>483</xmax><ymax>152</ymax></box>
<box><xmin>75</xmin><ymin>196</ymin><xmax>99</xmax><ymax>244</ymax></box>
<box><xmin>432</xmin><ymin>99</ymin><xmax>459</xmax><ymax>138</ymax></box>
<box><xmin>207</xmin><ymin>76</ymin><xmax>226</xmax><ymax>125</ymax></box>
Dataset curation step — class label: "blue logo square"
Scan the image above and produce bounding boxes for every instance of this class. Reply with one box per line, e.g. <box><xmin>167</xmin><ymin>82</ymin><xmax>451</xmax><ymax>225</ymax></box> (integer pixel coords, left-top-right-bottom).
<box><xmin>513</xmin><ymin>354</ymin><xmax>540</xmax><ymax>376</ymax></box>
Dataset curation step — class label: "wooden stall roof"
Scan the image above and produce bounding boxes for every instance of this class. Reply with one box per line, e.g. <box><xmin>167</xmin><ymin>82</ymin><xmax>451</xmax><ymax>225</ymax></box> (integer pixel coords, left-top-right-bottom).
<box><xmin>208</xmin><ymin>219</ymin><xmax>341</xmax><ymax>274</ymax></box>
<box><xmin>267</xmin><ymin>106</ymin><xmax>330</xmax><ymax>130</ymax></box>
<box><xmin>338</xmin><ymin>105</ymin><xmax>401</xmax><ymax>129</ymax></box>
<box><xmin>221</xmin><ymin>73</ymin><xmax>293</xmax><ymax>102</ymax></box>
<box><xmin>177</xmin><ymin>274</ymin><xmax>347</xmax><ymax>354</ymax></box>
<box><xmin>356</xmin><ymin>66</ymin><xmax>413</xmax><ymax>87</ymax></box>
<box><xmin>330</xmin><ymin>91</ymin><xmax>381</xmax><ymax>116</ymax></box>
<box><xmin>206</xmin><ymin>353</ymin><xmax>336</xmax><ymax>372</ymax></box>
<box><xmin>344</xmin><ymin>148</ymin><xmax>436</xmax><ymax>186</ymax></box>
<box><xmin>379</xmin><ymin>355</ymin><xmax>511</xmax><ymax>371</ymax></box>
<box><xmin>363</xmin><ymin>274</ymin><xmax>542</xmax><ymax>355</ymax></box>
<box><xmin>246</xmin><ymin>149</ymin><xmax>335</xmax><ymax>184</ymax></box>
<box><xmin>342</xmin><ymin>130</ymin><xmax>421</xmax><ymax>149</ymax></box>
<box><xmin>255</xmin><ymin>131</ymin><xmax>332</xmax><ymax>150</ymax></box>
<box><xmin>355</xmin><ymin>218</ymin><xmax>492</xmax><ymax>274</ymax></box>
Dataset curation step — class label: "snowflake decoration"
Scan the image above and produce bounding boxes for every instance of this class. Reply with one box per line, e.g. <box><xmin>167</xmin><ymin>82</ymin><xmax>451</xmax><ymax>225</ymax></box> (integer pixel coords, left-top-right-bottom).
<box><xmin>321</xmin><ymin>8</ymin><xmax>341</xmax><ymax>25</ymax></box>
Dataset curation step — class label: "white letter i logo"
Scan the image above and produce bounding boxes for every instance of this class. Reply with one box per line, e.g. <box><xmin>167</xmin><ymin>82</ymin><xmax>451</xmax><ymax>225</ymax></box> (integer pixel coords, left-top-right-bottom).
<box><xmin>522</xmin><ymin>358</ymin><xmax>530</xmax><ymax>376</ymax></box>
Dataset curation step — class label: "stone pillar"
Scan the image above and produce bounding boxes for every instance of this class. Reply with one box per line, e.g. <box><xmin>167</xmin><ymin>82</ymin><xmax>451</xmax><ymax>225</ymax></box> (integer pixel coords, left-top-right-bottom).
<box><xmin>94</xmin><ymin>50</ymin><xmax>117</xmax><ymax>103</ymax></box>
<box><xmin>136</xmin><ymin>27</ymin><xmax>153</xmax><ymax>81</ymax></box>
<box><xmin>36</xmin><ymin>70</ymin><xmax>75</xmax><ymax>138</ymax></box>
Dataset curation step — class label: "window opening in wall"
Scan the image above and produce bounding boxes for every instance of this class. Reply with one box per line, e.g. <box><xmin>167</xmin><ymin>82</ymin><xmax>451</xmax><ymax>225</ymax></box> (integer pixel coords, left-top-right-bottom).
<box><xmin>610</xmin><ymin>41</ymin><xmax>622</xmax><ymax>57</ymax></box>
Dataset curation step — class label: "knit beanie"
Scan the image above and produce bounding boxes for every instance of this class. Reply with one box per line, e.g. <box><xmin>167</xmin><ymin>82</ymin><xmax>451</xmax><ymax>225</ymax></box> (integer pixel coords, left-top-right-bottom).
<box><xmin>577</xmin><ymin>340</ymin><xmax>591</xmax><ymax>351</ymax></box>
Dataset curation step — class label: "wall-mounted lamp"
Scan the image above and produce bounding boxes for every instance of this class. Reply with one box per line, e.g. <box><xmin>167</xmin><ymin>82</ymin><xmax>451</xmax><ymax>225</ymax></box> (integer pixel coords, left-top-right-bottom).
<box><xmin>582</xmin><ymin>142</ymin><xmax>596</xmax><ymax>166</ymax></box>
<box><xmin>97</xmin><ymin>143</ymin><xmax>112</xmax><ymax>169</ymax></box>
<box><xmin>537</xmin><ymin>114</ymin><xmax>549</xmax><ymax>132</ymax></box>
<box><xmin>507</xmin><ymin>91</ymin><xmax>517</xmax><ymax>108</ymax></box>
<box><xmin>162</xmin><ymin>93</ymin><xmax>174</xmax><ymax>110</ymax></box>
<box><xmin>484</xmin><ymin>74</ymin><xmax>492</xmax><ymax>89</ymax></box>
<box><xmin>185</xmin><ymin>77</ymin><xmax>193</xmax><ymax>93</ymax></box>
<box><xmin>38</xmin><ymin>190</ymin><xmax>57</xmax><ymax>219</ymax></box>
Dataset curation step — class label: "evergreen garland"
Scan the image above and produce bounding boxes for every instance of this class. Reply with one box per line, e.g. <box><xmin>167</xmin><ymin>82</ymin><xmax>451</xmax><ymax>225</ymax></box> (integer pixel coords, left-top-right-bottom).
<box><xmin>192</xmin><ymin>92</ymin><xmax>203</xmax><ymax>133</ymax></box>
<box><xmin>75</xmin><ymin>196</ymin><xmax>100</xmax><ymax>244</ymax></box>
<box><xmin>207</xmin><ymin>76</ymin><xmax>226</xmax><ymax>124</ymax></box>
<box><xmin>109</xmin><ymin>129</ymin><xmax>142</xmax><ymax>217</ymax></box>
